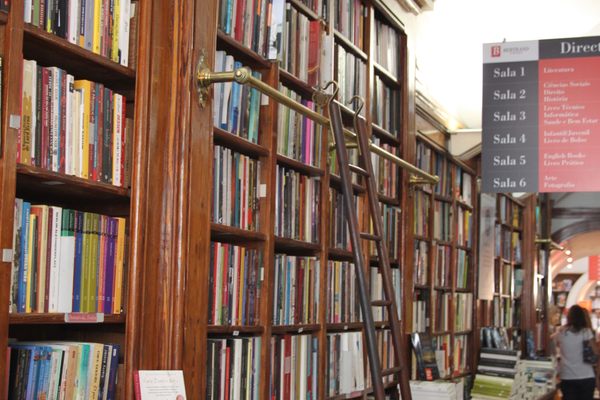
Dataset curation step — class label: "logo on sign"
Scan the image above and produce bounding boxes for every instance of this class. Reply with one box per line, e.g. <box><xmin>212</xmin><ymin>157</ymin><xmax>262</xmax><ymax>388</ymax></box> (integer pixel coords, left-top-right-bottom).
<box><xmin>491</xmin><ymin>45</ymin><xmax>502</xmax><ymax>57</ymax></box>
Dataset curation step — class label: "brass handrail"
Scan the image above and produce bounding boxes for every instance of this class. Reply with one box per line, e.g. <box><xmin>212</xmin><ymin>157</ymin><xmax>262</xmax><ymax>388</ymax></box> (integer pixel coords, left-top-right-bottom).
<box><xmin>197</xmin><ymin>66</ymin><xmax>440</xmax><ymax>185</ymax></box>
<box><xmin>535</xmin><ymin>237</ymin><xmax>565</xmax><ymax>251</ymax></box>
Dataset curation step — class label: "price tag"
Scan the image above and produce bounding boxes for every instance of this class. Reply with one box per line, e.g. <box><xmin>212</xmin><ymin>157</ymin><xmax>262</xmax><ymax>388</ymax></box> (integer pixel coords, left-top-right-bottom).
<box><xmin>298</xmin><ymin>327</ymin><xmax>304</xmax><ymax>333</ymax></box>
<box><xmin>233</xmin><ymin>330</ymin><xmax>240</xmax><ymax>336</ymax></box>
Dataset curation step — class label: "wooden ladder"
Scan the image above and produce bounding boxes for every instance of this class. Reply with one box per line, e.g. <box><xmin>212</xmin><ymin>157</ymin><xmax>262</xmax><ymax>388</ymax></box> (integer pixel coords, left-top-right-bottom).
<box><xmin>328</xmin><ymin>99</ymin><xmax>412</xmax><ymax>400</ymax></box>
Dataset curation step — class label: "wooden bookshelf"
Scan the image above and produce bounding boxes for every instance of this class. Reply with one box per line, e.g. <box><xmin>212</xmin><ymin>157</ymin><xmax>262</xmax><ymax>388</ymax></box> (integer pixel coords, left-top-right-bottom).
<box><xmin>0</xmin><ymin>1</ymin><xmax>143</xmax><ymax>398</ymax></box>
<box><xmin>407</xmin><ymin>130</ymin><xmax>478</xmax><ymax>381</ymax></box>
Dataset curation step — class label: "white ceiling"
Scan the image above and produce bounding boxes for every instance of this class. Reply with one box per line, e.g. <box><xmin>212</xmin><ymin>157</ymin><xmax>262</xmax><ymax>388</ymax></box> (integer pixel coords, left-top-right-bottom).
<box><xmin>413</xmin><ymin>0</ymin><xmax>600</xmax><ymax>129</ymax></box>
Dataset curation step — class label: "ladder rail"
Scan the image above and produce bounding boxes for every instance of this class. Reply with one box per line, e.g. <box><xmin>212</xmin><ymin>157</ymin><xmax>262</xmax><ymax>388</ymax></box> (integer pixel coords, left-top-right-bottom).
<box><xmin>328</xmin><ymin>100</ymin><xmax>386</xmax><ymax>400</ymax></box>
<box><xmin>354</xmin><ymin>115</ymin><xmax>413</xmax><ymax>400</ymax></box>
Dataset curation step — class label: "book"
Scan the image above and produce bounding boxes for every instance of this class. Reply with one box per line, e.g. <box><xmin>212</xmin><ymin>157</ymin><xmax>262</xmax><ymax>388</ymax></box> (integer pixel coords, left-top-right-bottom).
<box><xmin>134</xmin><ymin>370</ymin><xmax>187</xmax><ymax>400</ymax></box>
<box><xmin>411</xmin><ymin>332</ymin><xmax>440</xmax><ymax>381</ymax></box>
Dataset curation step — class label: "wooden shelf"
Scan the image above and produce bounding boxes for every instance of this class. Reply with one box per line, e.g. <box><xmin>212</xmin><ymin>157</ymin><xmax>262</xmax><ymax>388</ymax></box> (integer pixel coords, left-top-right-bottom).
<box><xmin>23</xmin><ymin>24</ymin><xmax>136</xmax><ymax>97</ymax></box>
<box><xmin>435</xmin><ymin>240</ymin><xmax>452</xmax><ymax>246</ymax></box>
<box><xmin>371</xmin><ymin>123</ymin><xmax>401</xmax><ymax>146</ymax></box>
<box><xmin>213</xmin><ymin>127</ymin><xmax>270</xmax><ymax>158</ymax></box>
<box><xmin>333</xmin><ymin>31</ymin><xmax>368</xmax><ymax>61</ymax></box>
<box><xmin>329</xmin><ymin>174</ymin><xmax>366</xmax><ymax>193</ymax></box>
<box><xmin>210</xmin><ymin>223</ymin><xmax>267</xmax><ymax>243</ymax></box>
<box><xmin>288</xmin><ymin>0</ymin><xmax>320</xmax><ymax>20</ymax></box>
<box><xmin>414</xmin><ymin>284</ymin><xmax>430</xmax><ymax>290</ymax></box>
<box><xmin>455</xmin><ymin>287</ymin><xmax>472</xmax><ymax>293</ymax></box>
<box><xmin>326</xmin><ymin>322</ymin><xmax>363</xmax><ymax>332</ymax></box>
<box><xmin>207</xmin><ymin>325</ymin><xmax>264</xmax><ymax>335</ymax></box>
<box><xmin>455</xmin><ymin>330</ymin><xmax>473</xmax><ymax>335</ymax></box>
<box><xmin>279</xmin><ymin>68</ymin><xmax>317</xmax><ymax>98</ymax></box>
<box><xmin>413</xmin><ymin>234</ymin><xmax>431</xmax><ymax>242</ymax></box>
<box><xmin>216</xmin><ymin>30</ymin><xmax>271</xmax><ymax>69</ymax></box>
<box><xmin>373</xmin><ymin>62</ymin><xmax>399</xmax><ymax>86</ymax></box>
<box><xmin>274</xmin><ymin>236</ymin><xmax>321</xmax><ymax>254</ymax></box>
<box><xmin>432</xmin><ymin>331</ymin><xmax>451</xmax><ymax>336</ymax></box>
<box><xmin>276</xmin><ymin>154</ymin><xmax>324</xmax><ymax>176</ymax></box>
<box><xmin>378</xmin><ymin>193</ymin><xmax>400</xmax><ymax>206</ymax></box>
<box><xmin>456</xmin><ymin>244</ymin><xmax>472</xmax><ymax>251</ymax></box>
<box><xmin>457</xmin><ymin>199</ymin><xmax>474</xmax><ymax>210</ymax></box>
<box><xmin>433</xmin><ymin>193</ymin><xmax>453</xmax><ymax>202</ymax></box>
<box><xmin>328</xmin><ymin>247</ymin><xmax>354</xmax><ymax>261</ymax></box>
<box><xmin>271</xmin><ymin>324</ymin><xmax>321</xmax><ymax>334</ymax></box>
<box><xmin>16</xmin><ymin>164</ymin><xmax>130</xmax><ymax>215</ymax></box>
<box><xmin>434</xmin><ymin>286</ymin><xmax>452</xmax><ymax>291</ymax></box>
<box><xmin>9</xmin><ymin>313</ymin><xmax>125</xmax><ymax>325</ymax></box>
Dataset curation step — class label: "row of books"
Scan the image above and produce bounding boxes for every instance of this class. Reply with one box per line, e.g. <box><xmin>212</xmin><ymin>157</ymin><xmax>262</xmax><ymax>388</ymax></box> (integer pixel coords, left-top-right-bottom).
<box><xmin>409</xmin><ymin>380</ymin><xmax>464</xmax><ymax>400</ymax></box>
<box><xmin>434</xmin><ymin>244</ymin><xmax>451</xmax><ymax>287</ymax></box>
<box><xmin>433</xmin><ymin>201</ymin><xmax>452</xmax><ymax>242</ymax></box>
<box><xmin>498</xmin><ymin>196</ymin><xmax>522</xmax><ymax>227</ymax></box>
<box><xmin>277</xmin><ymin>85</ymin><xmax>321</xmax><ymax>167</ymax></box>
<box><xmin>212</xmin><ymin>145</ymin><xmax>260</xmax><ymax>230</ymax></box>
<box><xmin>329</xmin><ymin>145</ymin><xmax>359</xmax><ymax>184</ymax></box>
<box><xmin>208</xmin><ymin>242</ymin><xmax>261</xmax><ymax>326</ymax></box>
<box><xmin>433</xmin><ymin>291</ymin><xmax>451</xmax><ymax>333</ymax></box>
<box><xmin>365</xmin><ymin>329</ymin><xmax>395</xmax><ymax>388</ymax></box>
<box><xmin>371</xmin><ymin>137</ymin><xmax>399</xmax><ymax>198</ymax></box>
<box><xmin>456</xmin><ymin>168</ymin><xmax>473</xmax><ymax>206</ymax></box>
<box><xmin>414</xmin><ymin>190</ymin><xmax>430</xmax><ymax>237</ymax></box>
<box><xmin>416</xmin><ymin>142</ymin><xmax>431</xmax><ymax>173</ymax></box>
<box><xmin>373</xmin><ymin>19</ymin><xmax>399</xmax><ymax>75</ymax></box>
<box><xmin>8</xmin><ymin>341</ymin><xmax>120</xmax><ymax>400</ymax></box>
<box><xmin>492</xmin><ymin>297</ymin><xmax>513</xmax><ymax>327</ymax></box>
<box><xmin>272</xmin><ymin>255</ymin><xmax>319</xmax><ymax>325</ymax></box>
<box><xmin>412</xmin><ymin>289</ymin><xmax>429</xmax><ymax>332</ymax></box>
<box><xmin>370</xmin><ymin>204</ymin><xmax>401</xmax><ymax>259</ymax></box>
<box><xmin>275</xmin><ymin>166</ymin><xmax>320</xmax><ymax>242</ymax></box>
<box><xmin>330</xmin><ymin>0</ymin><xmax>366</xmax><ymax>49</ymax></box>
<box><xmin>24</xmin><ymin>0</ymin><xmax>133</xmax><ymax>66</ymax></box>
<box><xmin>328</xmin><ymin>189</ymin><xmax>358</xmax><ymax>250</ymax></box>
<box><xmin>336</xmin><ymin>44</ymin><xmax>367</xmax><ymax>115</ymax></box>
<box><xmin>454</xmin><ymin>293</ymin><xmax>473</xmax><ymax>332</ymax></box>
<box><xmin>270</xmin><ymin>334</ymin><xmax>318</xmax><ymax>400</ymax></box>
<box><xmin>457</xmin><ymin>208</ymin><xmax>472</xmax><ymax>248</ymax></box>
<box><xmin>326</xmin><ymin>260</ymin><xmax>360</xmax><ymax>323</ymax></box>
<box><xmin>372</xmin><ymin>75</ymin><xmax>401</xmax><ymax>135</ymax></box>
<box><xmin>370</xmin><ymin>267</ymin><xmax>401</xmax><ymax>321</ymax></box>
<box><xmin>19</xmin><ymin>60</ymin><xmax>130</xmax><ymax>187</ymax></box>
<box><xmin>414</xmin><ymin>240</ymin><xmax>429</xmax><ymax>286</ymax></box>
<box><xmin>218</xmin><ymin>0</ymin><xmax>284</xmax><ymax>59</ymax></box>
<box><xmin>279</xmin><ymin>4</ymin><xmax>320</xmax><ymax>86</ymax></box>
<box><xmin>433</xmin><ymin>152</ymin><xmax>453</xmax><ymax>197</ymax></box>
<box><xmin>10</xmin><ymin>199</ymin><xmax>126</xmax><ymax>314</ymax></box>
<box><xmin>213</xmin><ymin>51</ymin><xmax>262</xmax><ymax>143</ymax></box>
<box><xmin>456</xmin><ymin>249</ymin><xmax>469</xmax><ymax>290</ymax></box>
<box><xmin>206</xmin><ymin>337</ymin><xmax>261</xmax><ymax>400</ymax></box>
<box><xmin>453</xmin><ymin>335</ymin><xmax>469</xmax><ymax>376</ymax></box>
<box><xmin>326</xmin><ymin>331</ymin><xmax>365</xmax><ymax>396</ymax></box>
<box><xmin>500</xmin><ymin>262</ymin><xmax>512</xmax><ymax>295</ymax></box>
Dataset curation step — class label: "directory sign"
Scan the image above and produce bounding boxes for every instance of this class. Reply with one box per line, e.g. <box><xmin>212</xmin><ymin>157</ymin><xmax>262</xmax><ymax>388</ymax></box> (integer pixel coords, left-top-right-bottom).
<box><xmin>482</xmin><ymin>36</ymin><xmax>600</xmax><ymax>192</ymax></box>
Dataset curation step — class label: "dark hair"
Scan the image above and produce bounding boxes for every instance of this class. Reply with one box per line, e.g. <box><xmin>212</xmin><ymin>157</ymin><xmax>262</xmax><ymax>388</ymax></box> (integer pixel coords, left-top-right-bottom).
<box><xmin>566</xmin><ymin>305</ymin><xmax>591</xmax><ymax>332</ymax></box>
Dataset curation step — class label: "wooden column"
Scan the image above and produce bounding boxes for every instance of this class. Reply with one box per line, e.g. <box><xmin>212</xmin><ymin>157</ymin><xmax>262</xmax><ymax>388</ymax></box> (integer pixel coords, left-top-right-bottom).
<box><xmin>129</xmin><ymin>0</ymin><xmax>216</xmax><ymax>398</ymax></box>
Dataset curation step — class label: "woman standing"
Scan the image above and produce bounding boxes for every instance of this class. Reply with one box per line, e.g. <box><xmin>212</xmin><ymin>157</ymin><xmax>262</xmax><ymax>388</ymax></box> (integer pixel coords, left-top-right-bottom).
<box><xmin>553</xmin><ymin>305</ymin><xmax>598</xmax><ymax>400</ymax></box>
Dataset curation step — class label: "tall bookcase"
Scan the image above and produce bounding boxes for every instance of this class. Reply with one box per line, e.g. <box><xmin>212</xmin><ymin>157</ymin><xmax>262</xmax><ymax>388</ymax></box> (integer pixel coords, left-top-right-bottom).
<box><xmin>0</xmin><ymin>0</ymin><xmax>445</xmax><ymax>399</ymax></box>
<box><xmin>0</xmin><ymin>0</ymin><xmax>144</xmax><ymax>397</ymax></box>
<box><xmin>409</xmin><ymin>131</ymin><xmax>478</xmax><ymax>380</ymax></box>
<box><xmin>203</xmin><ymin>0</ymin><xmax>411</xmax><ymax>398</ymax></box>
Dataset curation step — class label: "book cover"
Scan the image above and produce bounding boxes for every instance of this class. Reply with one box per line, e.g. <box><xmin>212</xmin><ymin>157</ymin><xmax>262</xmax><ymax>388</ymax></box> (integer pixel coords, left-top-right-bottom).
<box><xmin>411</xmin><ymin>332</ymin><xmax>441</xmax><ymax>381</ymax></box>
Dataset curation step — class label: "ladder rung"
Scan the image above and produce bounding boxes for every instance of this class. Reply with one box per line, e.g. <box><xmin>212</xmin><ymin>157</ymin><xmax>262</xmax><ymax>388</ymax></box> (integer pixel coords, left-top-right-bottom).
<box><xmin>381</xmin><ymin>367</ymin><xmax>403</xmax><ymax>376</ymax></box>
<box><xmin>360</xmin><ymin>232</ymin><xmax>381</xmax><ymax>241</ymax></box>
<box><xmin>349</xmin><ymin>164</ymin><xmax>369</xmax><ymax>176</ymax></box>
<box><xmin>371</xmin><ymin>300</ymin><xmax>392</xmax><ymax>307</ymax></box>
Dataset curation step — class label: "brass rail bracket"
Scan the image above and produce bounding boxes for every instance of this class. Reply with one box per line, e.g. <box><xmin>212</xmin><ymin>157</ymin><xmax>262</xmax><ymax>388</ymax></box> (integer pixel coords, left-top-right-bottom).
<box><xmin>535</xmin><ymin>237</ymin><xmax>565</xmax><ymax>251</ymax></box>
<box><xmin>409</xmin><ymin>176</ymin><xmax>432</xmax><ymax>186</ymax></box>
<box><xmin>196</xmin><ymin>50</ymin><xmax>210</xmax><ymax>108</ymax></box>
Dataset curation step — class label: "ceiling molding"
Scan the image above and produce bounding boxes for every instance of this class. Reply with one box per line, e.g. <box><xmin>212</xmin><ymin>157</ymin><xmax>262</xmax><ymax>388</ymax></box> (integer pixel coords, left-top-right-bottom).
<box><xmin>395</xmin><ymin>0</ymin><xmax>434</xmax><ymax>15</ymax></box>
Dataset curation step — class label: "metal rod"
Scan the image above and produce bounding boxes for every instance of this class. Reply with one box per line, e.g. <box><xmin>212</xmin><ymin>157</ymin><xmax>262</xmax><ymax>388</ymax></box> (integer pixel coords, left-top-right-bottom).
<box><xmin>197</xmin><ymin>66</ymin><xmax>439</xmax><ymax>185</ymax></box>
<box><xmin>535</xmin><ymin>238</ymin><xmax>565</xmax><ymax>251</ymax></box>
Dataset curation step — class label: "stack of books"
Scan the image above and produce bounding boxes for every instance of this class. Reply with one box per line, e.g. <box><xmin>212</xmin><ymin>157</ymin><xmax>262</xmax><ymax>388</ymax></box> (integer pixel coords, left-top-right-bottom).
<box><xmin>409</xmin><ymin>380</ymin><xmax>464</xmax><ymax>400</ymax></box>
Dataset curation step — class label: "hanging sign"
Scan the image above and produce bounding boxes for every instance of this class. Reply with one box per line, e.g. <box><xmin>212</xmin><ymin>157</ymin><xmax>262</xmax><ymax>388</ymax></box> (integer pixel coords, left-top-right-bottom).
<box><xmin>482</xmin><ymin>36</ymin><xmax>600</xmax><ymax>192</ymax></box>
<box><xmin>589</xmin><ymin>255</ymin><xmax>600</xmax><ymax>281</ymax></box>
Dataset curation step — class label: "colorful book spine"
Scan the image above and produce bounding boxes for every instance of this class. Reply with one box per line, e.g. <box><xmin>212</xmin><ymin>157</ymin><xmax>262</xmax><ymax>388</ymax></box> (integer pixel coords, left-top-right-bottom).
<box><xmin>270</xmin><ymin>334</ymin><xmax>318</xmax><ymax>400</ymax></box>
<box><xmin>326</xmin><ymin>260</ymin><xmax>361</xmax><ymax>323</ymax></box>
<box><xmin>9</xmin><ymin>199</ymin><xmax>126</xmax><ymax>314</ymax></box>
<box><xmin>272</xmin><ymin>255</ymin><xmax>319</xmax><ymax>325</ymax></box>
